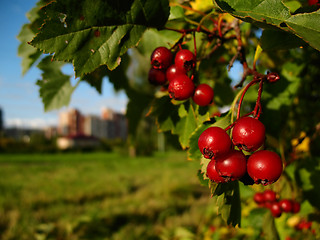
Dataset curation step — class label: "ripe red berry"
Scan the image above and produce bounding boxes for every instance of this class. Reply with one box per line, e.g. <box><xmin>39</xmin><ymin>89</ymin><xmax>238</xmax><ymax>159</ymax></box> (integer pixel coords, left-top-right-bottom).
<box><xmin>148</xmin><ymin>68</ymin><xmax>167</xmax><ymax>85</ymax></box>
<box><xmin>247</xmin><ymin>150</ymin><xmax>283</xmax><ymax>185</ymax></box>
<box><xmin>232</xmin><ymin>117</ymin><xmax>265</xmax><ymax>152</ymax></box>
<box><xmin>166</xmin><ymin>64</ymin><xmax>186</xmax><ymax>82</ymax></box>
<box><xmin>254</xmin><ymin>192</ymin><xmax>265</xmax><ymax>205</ymax></box>
<box><xmin>192</xmin><ymin>84</ymin><xmax>214</xmax><ymax>106</ymax></box>
<box><xmin>266</xmin><ymin>72</ymin><xmax>280</xmax><ymax>83</ymax></box>
<box><xmin>263</xmin><ymin>189</ymin><xmax>277</xmax><ymax>202</ymax></box>
<box><xmin>168</xmin><ymin>74</ymin><xmax>195</xmax><ymax>100</ymax></box>
<box><xmin>270</xmin><ymin>202</ymin><xmax>282</xmax><ymax>218</ymax></box>
<box><xmin>279</xmin><ymin>199</ymin><xmax>293</xmax><ymax>213</ymax></box>
<box><xmin>291</xmin><ymin>201</ymin><xmax>301</xmax><ymax>213</ymax></box>
<box><xmin>215</xmin><ymin>150</ymin><xmax>247</xmax><ymax>181</ymax></box>
<box><xmin>308</xmin><ymin>0</ymin><xmax>319</xmax><ymax>6</ymax></box>
<box><xmin>150</xmin><ymin>46</ymin><xmax>173</xmax><ymax>70</ymax></box>
<box><xmin>175</xmin><ymin>49</ymin><xmax>196</xmax><ymax>72</ymax></box>
<box><xmin>198</xmin><ymin>126</ymin><xmax>231</xmax><ymax>159</ymax></box>
<box><xmin>206</xmin><ymin>160</ymin><xmax>227</xmax><ymax>183</ymax></box>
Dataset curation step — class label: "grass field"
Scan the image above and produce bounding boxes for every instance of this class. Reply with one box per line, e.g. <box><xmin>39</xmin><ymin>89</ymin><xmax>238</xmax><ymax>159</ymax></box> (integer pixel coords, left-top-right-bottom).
<box><xmin>0</xmin><ymin>151</ymin><xmax>219</xmax><ymax>240</ymax></box>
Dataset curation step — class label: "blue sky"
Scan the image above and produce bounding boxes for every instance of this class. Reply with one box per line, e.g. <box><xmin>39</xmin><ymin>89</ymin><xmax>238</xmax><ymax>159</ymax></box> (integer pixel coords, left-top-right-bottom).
<box><xmin>0</xmin><ymin>0</ymin><xmax>128</xmax><ymax>129</ymax></box>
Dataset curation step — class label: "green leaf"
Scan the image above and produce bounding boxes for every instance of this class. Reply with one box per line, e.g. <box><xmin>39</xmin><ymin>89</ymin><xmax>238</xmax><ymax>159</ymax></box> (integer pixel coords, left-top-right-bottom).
<box><xmin>36</xmin><ymin>57</ymin><xmax>77</xmax><ymax>111</ymax></box>
<box><xmin>260</xmin><ymin>29</ymin><xmax>306</xmax><ymax>50</ymax></box>
<box><xmin>172</xmin><ymin>103</ymin><xmax>197</xmax><ymax>149</ymax></box>
<box><xmin>213</xmin><ymin>181</ymin><xmax>241</xmax><ymax>227</ymax></box>
<box><xmin>213</xmin><ymin>0</ymin><xmax>320</xmax><ymax>51</ymax></box>
<box><xmin>29</xmin><ymin>0</ymin><xmax>170</xmax><ymax>77</ymax></box>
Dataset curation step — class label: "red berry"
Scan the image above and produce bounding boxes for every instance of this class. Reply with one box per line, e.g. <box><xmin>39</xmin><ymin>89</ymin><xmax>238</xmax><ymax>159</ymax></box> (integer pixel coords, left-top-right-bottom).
<box><xmin>279</xmin><ymin>199</ymin><xmax>293</xmax><ymax>213</ymax></box>
<box><xmin>308</xmin><ymin>0</ymin><xmax>319</xmax><ymax>6</ymax></box>
<box><xmin>166</xmin><ymin>64</ymin><xmax>186</xmax><ymax>82</ymax></box>
<box><xmin>254</xmin><ymin>192</ymin><xmax>265</xmax><ymax>205</ymax></box>
<box><xmin>192</xmin><ymin>84</ymin><xmax>214</xmax><ymax>106</ymax></box>
<box><xmin>206</xmin><ymin>160</ymin><xmax>227</xmax><ymax>183</ymax></box>
<box><xmin>291</xmin><ymin>201</ymin><xmax>301</xmax><ymax>213</ymax></box>
<box><xmin>215</xmin><ymin>150</ymin><xmax>247</xmax><ymax>181</ymax></box>
<box><xmin>175</xmin><ymin>49</ymin><xmax>196</xmax><ymax>72</ymax></box>
<box><xmin>150</xmin><ymin>47</ymin><xmax>173</xmax><ymax>70</ymax></box>
<box><xmin>148</xmin><ymin>68</ymin><xmax>167</xmax><ymax>85</ymax></box>
<box><xmin>168</xmin><ymin>75</ymin><xmax>195</xmax><ymax>100</ymax></box>
<box><xmin>247</xmin><ymin>150</ymin><xmax>283</xmax><ymax>185</ymax></box>
<box><xmin>270</xmin><ymin>202</ymin><xmax>282</xmax><ymax>218</ymax></box>
<box><xmin>263</xmin><ymin>189</ymin><xmax>277</xmax><ymax>202</ymax></box>
<box><xmin>232</xmin><ymin>117</ymin><xmax>265</xmax><ymax>152</ymax></box>
<box><xmin>198</xmin><ymin>126</ymin><xmax>231</xmax><ymax>159</ymax></box>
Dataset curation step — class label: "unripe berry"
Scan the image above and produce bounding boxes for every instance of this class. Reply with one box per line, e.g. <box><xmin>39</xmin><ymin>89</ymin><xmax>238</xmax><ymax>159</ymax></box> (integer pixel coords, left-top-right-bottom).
<box><xmin>206</xmin><ymin>160</ymin><xmax>226</xmax><ymax>183</ymax></box>
<box><xmin>198</xmin><ymin>126</ymin><xmax>231</xmax><ymax>159</ymax></box>
<box><xmin>148</xmin><ymin>68</ymin><xmax>166</xmax><ymax>85</ymax></box>
<box><xmin>192</xmin><ymin>84</ymin><xmax>214</xmax><ymax>106</ymax></box>
<box><xmin>247</xmin><ymin>150</ymin><xmax>283</xmax><ymax>185</ymax></box>
<box><xmin>168</xmin><ymin>74</ymin><xmax>195</xmax><ymax>100</ymax></box>
<box><xmin>150</xmin><ymin>46</ymin><xmax>173</xmax><ymax>70</ymax></box>
<box><xmin>232</xmin><ymin>117</ymin><xmax>265</xmax><ymax>152</ymax></box>
<box><xmin>215</xmin><ymin>150</ymin><xmax>247</xmax><ymax>181</ymax></box>
<box><xmin>175</xmin><ymin>49</ymin><xmax>196</xmax><ymax>72</ymax></box>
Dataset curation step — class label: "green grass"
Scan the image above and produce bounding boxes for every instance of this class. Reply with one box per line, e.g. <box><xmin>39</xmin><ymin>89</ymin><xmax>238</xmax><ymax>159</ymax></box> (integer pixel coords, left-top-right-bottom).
<box><xmin>0</xmin><ymin>151</ymin><xmax>215</xmax><ymax>240</ymax></box>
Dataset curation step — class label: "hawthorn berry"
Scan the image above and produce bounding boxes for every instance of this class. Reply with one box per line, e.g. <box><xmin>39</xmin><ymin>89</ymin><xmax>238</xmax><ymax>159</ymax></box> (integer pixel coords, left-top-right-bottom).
<box><xmin>198</xmin><ymin>126</ymin><xmax>231</xmax><ymax>159</ymax></box>
<box><xmin>206</xmin><ymin>159</ymin><xmax>226</xmax><ymax>183</ymax></box>
<box><xmin>266</xmin><ymin>72</ymin><xmax>280</xmax><ymax>83</ymax></box>
<box><xmin>263</xmin><ymin>189</ymin><xmax>277</xmax><ymax>202</ymax></box>
<box><xmin>232</xmin><ymin>117</ymin><xmax>265</xmax><ymax>152</ymax></box>
<box><xmin>166</xmin><ymin>64</ymin><xmax>186</xmax><ymax>82</ymax></box>
<box><xmin>308</xmin><ymin>0</ymin><xmax>319</xmax><ymax>6</ymax></box>
<box><xmin>215</xmin><ymin>150</ymin><xmax>247</xmax><ymax>181</ymax></box>
<box><xmin>270</xmin><ymin>202</ymin><xmax>282</xmax><ymax>218</ymax></box>
<box><xmin>175</xmin><ymin>49</ymin><xmax>196</xmax><ymax>72</ymax></box>
<box><xmin>168</xmin><ymin>74</ymin><xmax>195</xmax><ymax>100</ymax></box>
<box><xmin>254</xmin><ymin>192</ymin><xmax>265</xmax><ymax>206</ymax></box>
<box><xmin>247</xmin><ymin>150</ymin><xmax>283</xmax><ymax>185</ymax></box>
<box><xmin>291</xmin><ymin>201</ymin><xmax>301</xmax><ymax>213</ymax></box>
<box><xmin>148</xmin><ymin>68</ymin><xmax>166</xmax><ymax>85</ymax></box>
<box><xmin>279</xmin><ymin>199</ymin><xmax>293</xmax><ymax>213</ymax></box>
<box><xmin>192</xmin><ymin>84</ymin><xmax>214</xmax><ymax>106</ymax></box>
<box><xmin>150</xmin><ymin>46</ymin><xmax>173</xmax><ymax>70</ymax></box>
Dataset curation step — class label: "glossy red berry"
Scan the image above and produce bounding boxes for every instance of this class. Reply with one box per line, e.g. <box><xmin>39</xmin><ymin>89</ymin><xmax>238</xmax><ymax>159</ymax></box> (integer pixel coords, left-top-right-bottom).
<box><xmin>232</xmin><ymin>117</ymin><xmax>265</xmax><ymax>152</ymax></box>
<box><xmin>166</xmin><ymin>64</ymin><xmax>186</xmax><ymax>82</ymax></box>
<box><xmin>168</xmin><ymin>75</ymin><xmax>195</xmax><ymax>100</ymax></box>
<box><xmin>291</xmin><ymin>201</ymin><xmax>301</xmax><ymax>213</ymax></box>
<box><xmin>175</xmin><ymin>49</ymin><xmax>196</xmax><ymax>72</ymax></box>
<box><xmin>148</xmin><ymin>68</ymin><xmax>167</xmax><ymax>85</ymax></box>
<box><xmin>150</xmin><ymin>46</ymin><xmax>173</xmax><ymax>70</ymax></box>
<box><xmin>279</xmin><ymin>199</ymin><xmax>293</xmax><ymax>213</ymax></box>
<box><xmin>198</xmin><ymin>126</ymin><xmax>231</xmax><ymax>159</ymax></box>
<box><xmin>247</xmin><ymin>150</ymin><xmax>283</xmax><ymax>185</ymax></box>
<box><xmin>206</xmin><ymin>160</ymin><xmax>227</xmax><ymax>183</ymax></box>
<box><xmin>215</xmin><ymin>150</ymin><xmax>247</xmax><ymax>181</ymax></box>
<box><xmin>263</xmin><ymin>190</ymin><xmax>277</xmax><ymax>202</ymax></box>
<box><xmin>270</xmin><ymin>202</ymin><xmax>282</xmax><ymax>218</ymax></box>
<box><xmin>266</xmin><ymin>72</ymin><xmax>280</xmax><ymax>83</ymax></box>
<box><xmin>254</xmin><ymin>192</ymin><xmax>265</xmax><ymax>206</ymax></box>
<box><xmin>192</xmin><ymin>84</ymin><xmax>214</xmax><ymax>106</ymax></box>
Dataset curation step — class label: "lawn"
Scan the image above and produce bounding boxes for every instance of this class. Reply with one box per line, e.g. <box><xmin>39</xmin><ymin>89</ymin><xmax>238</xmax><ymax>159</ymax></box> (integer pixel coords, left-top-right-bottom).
<box><xmin>0</xmin><ymin>151</ymin><xmax>217</xmax><ymax>240</ymax></box>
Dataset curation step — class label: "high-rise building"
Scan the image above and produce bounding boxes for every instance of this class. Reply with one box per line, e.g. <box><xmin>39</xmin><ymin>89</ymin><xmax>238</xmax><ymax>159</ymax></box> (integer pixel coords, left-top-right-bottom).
<box><xmin>58</xmin><ymin>108</ymin><xmax>84</xmax><ymax>136</ymax></box>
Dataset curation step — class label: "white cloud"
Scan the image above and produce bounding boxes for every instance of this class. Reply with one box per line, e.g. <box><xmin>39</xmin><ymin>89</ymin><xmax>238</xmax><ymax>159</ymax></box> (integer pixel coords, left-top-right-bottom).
<box><xmin>5</xmin><ymin>118</ymin><xmax>58</xmax><ymax>129</ymax></box>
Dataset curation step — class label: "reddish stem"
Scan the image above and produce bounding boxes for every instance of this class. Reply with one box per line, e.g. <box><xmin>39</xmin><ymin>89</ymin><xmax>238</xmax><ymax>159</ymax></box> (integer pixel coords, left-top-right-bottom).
<box><xmin>236</xmin><ymin>79</ymin><xmax>259</xmax><ymax>120</ymax></box>
<box><xmin>253</xmin><ymin>79</ymin><xmax>265</xmax><ymax>119</ymax></box>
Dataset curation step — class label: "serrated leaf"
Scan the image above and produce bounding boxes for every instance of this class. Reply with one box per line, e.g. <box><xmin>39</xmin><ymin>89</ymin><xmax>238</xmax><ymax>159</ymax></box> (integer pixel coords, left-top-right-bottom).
<box><xmin>36</xmin><ymin>57</ymin><xmax>77</xmax><ymax>111</ymax></box>
<box><xmin>172</xmin><ymin>103</ymin><xmax>197</xmax><ymax>149</ymax></box>
<box><xmin>213</xmin><ymin>181</ymin><xmax>241</xmax><ymax>227</ymax></box>
<box><xmin>29</xmin><ymin>0</ymin><xmax>170</xmax><ymax>77</ymax></box>
<box><xmin>213</xmin><ymin>0</ymin><xmax>320</xmax><ymax>51</ymax></box>
<box><xmin>197</xmin><ymin>169</ymin><xmax>209</xmax><ymax>186</ymax></box>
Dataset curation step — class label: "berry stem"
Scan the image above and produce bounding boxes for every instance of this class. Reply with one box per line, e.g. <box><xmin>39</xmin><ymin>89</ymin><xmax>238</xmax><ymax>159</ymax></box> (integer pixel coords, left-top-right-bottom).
<box><xmin>236</xmin><ymin>79</ymin><xmax>259</xmax><ymax>120</ymax></box>
<box><xmin>253</xmin><ymin>79</ymin><xmax>265</xmax><ymax>119</ymax></box>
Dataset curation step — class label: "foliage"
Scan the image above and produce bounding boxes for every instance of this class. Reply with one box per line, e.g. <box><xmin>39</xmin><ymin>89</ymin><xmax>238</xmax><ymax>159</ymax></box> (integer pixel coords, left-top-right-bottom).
<box><xmin>18</xmin><ymin>0</ymin><xmax>320</xmax><ymax>238</ymax></box>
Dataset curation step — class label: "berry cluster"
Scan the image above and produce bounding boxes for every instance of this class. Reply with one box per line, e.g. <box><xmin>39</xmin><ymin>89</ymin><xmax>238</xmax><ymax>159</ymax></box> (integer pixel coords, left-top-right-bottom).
<box><xmin>199</xmin><ymin>116</ymin><xmax>283</xmax><ymax>185</ymax></box>
<box><xmin>254</xmin><ymin>190</ymin><xmax>301</xmax><ymax>218</ymax></box>
<box><xmin>149</xmin><ymin>46</ymin><xmax>214</xmax><ymax>106</ymax></box>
